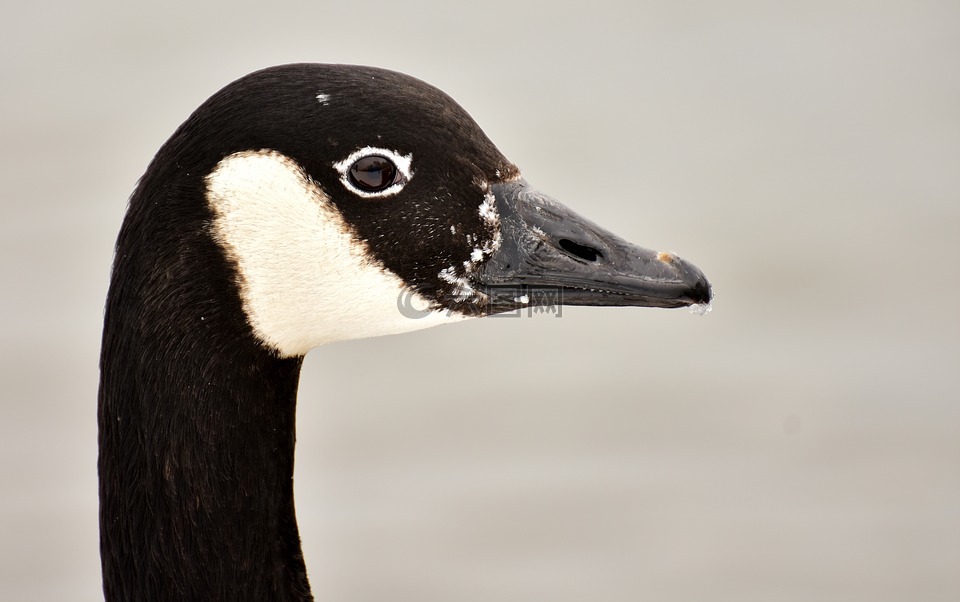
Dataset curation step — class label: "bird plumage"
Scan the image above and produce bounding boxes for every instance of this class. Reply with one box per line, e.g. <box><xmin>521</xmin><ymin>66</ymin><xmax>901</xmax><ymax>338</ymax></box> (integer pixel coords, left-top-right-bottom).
<box><xmin>99</xmin><ymin>63</ymin><xmax>710</xmax><ymax>600</ymax></box>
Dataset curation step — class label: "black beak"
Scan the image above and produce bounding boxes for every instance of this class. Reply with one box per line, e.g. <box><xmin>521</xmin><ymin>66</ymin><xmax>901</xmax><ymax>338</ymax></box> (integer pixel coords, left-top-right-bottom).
<box><xmin>472</xmin><ymin>180</ymin><xmax>712</xmax><ymax>313</ymax></box>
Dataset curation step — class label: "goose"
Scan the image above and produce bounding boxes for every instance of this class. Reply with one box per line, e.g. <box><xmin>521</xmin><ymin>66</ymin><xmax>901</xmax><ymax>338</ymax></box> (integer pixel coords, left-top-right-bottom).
<box><xmin>98</xmin><ymin>63</ymin><xmax>711</xmax><ymax>600</ymax></box>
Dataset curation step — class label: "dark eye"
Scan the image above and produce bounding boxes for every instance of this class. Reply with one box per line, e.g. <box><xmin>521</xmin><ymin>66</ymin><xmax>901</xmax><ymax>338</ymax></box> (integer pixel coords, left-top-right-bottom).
<box><xmin>334</xmin><ymin>147</ymin><xmax>413</xmax><ymax>198</ymax></box>
<box><xmin>348</xmin><ymin>155</ymin><xmax>400</xmax><ymax>192</ymax></box>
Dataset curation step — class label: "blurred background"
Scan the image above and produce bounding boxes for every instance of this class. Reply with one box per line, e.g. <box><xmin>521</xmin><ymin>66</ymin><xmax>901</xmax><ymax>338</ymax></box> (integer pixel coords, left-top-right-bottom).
<box><xmin>2</xmin><ymin>1</ymin><xmax>958</xmax><ymax>600</ymax></box>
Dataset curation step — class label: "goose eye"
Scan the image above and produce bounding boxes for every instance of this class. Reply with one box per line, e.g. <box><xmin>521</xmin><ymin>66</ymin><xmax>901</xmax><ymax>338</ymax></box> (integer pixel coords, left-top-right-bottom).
<box><xmin>333</xmin><ymin>147</ymin><xmax>413</xmax><ymax>198</ymax></box>
<box><xmin>348</xmin><ymin>155</ymin><xmax>400</xmax><ymax>192</ymax></box>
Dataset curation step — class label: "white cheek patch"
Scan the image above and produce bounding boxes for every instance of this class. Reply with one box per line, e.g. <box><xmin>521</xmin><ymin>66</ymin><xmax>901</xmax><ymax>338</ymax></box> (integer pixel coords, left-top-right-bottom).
<box><xmin>206</xmin><ymin>150</ymin><xmax>467</xmax><ymax>357</ymax></box>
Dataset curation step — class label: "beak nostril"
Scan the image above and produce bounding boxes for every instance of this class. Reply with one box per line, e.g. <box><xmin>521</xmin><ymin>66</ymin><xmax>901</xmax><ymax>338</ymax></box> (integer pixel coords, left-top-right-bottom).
<box><xmin>558</xmin><ymin>238</ymin><xmax>603</xmax><ymax>262</ymax></box>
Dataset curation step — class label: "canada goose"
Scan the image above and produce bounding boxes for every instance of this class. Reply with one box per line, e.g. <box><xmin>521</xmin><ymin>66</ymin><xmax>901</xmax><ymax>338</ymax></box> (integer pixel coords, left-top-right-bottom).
<box><xmin>98</xmin><ymin>63</ymin><xmax>711</xmax><ymax>600</ymax></box>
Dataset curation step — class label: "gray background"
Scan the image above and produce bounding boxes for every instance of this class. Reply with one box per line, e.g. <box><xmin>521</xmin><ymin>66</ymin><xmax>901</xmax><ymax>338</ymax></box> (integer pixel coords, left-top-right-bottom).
<box><xmin>2</xmin><ymin>1</ymin><xmax>958</xmax><ymax>600</ymax></box>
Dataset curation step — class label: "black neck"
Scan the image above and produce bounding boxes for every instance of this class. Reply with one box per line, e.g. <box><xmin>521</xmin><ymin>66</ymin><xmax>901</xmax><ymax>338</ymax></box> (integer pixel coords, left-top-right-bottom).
<box><xmin>98</xmin><ymin>174</ymin><xmax>313</xmax><ymax>600</ymax></box>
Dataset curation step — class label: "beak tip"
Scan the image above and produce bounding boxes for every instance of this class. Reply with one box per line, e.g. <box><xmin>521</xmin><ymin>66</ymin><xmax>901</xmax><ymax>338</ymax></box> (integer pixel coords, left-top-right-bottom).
<box><xmin>677</xmin><ymin>259</ymin><xmax>713</xmax><ymax>306</ymax></box>
<box><xmin>688</xmin><ymin>278</ymin><xmax>713</xmax><ymax>305</ymax></box>
<box><xmin>656</xmin><ymin>250</ymin><xmax>711</xmax><ymax>306</ymax></box>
